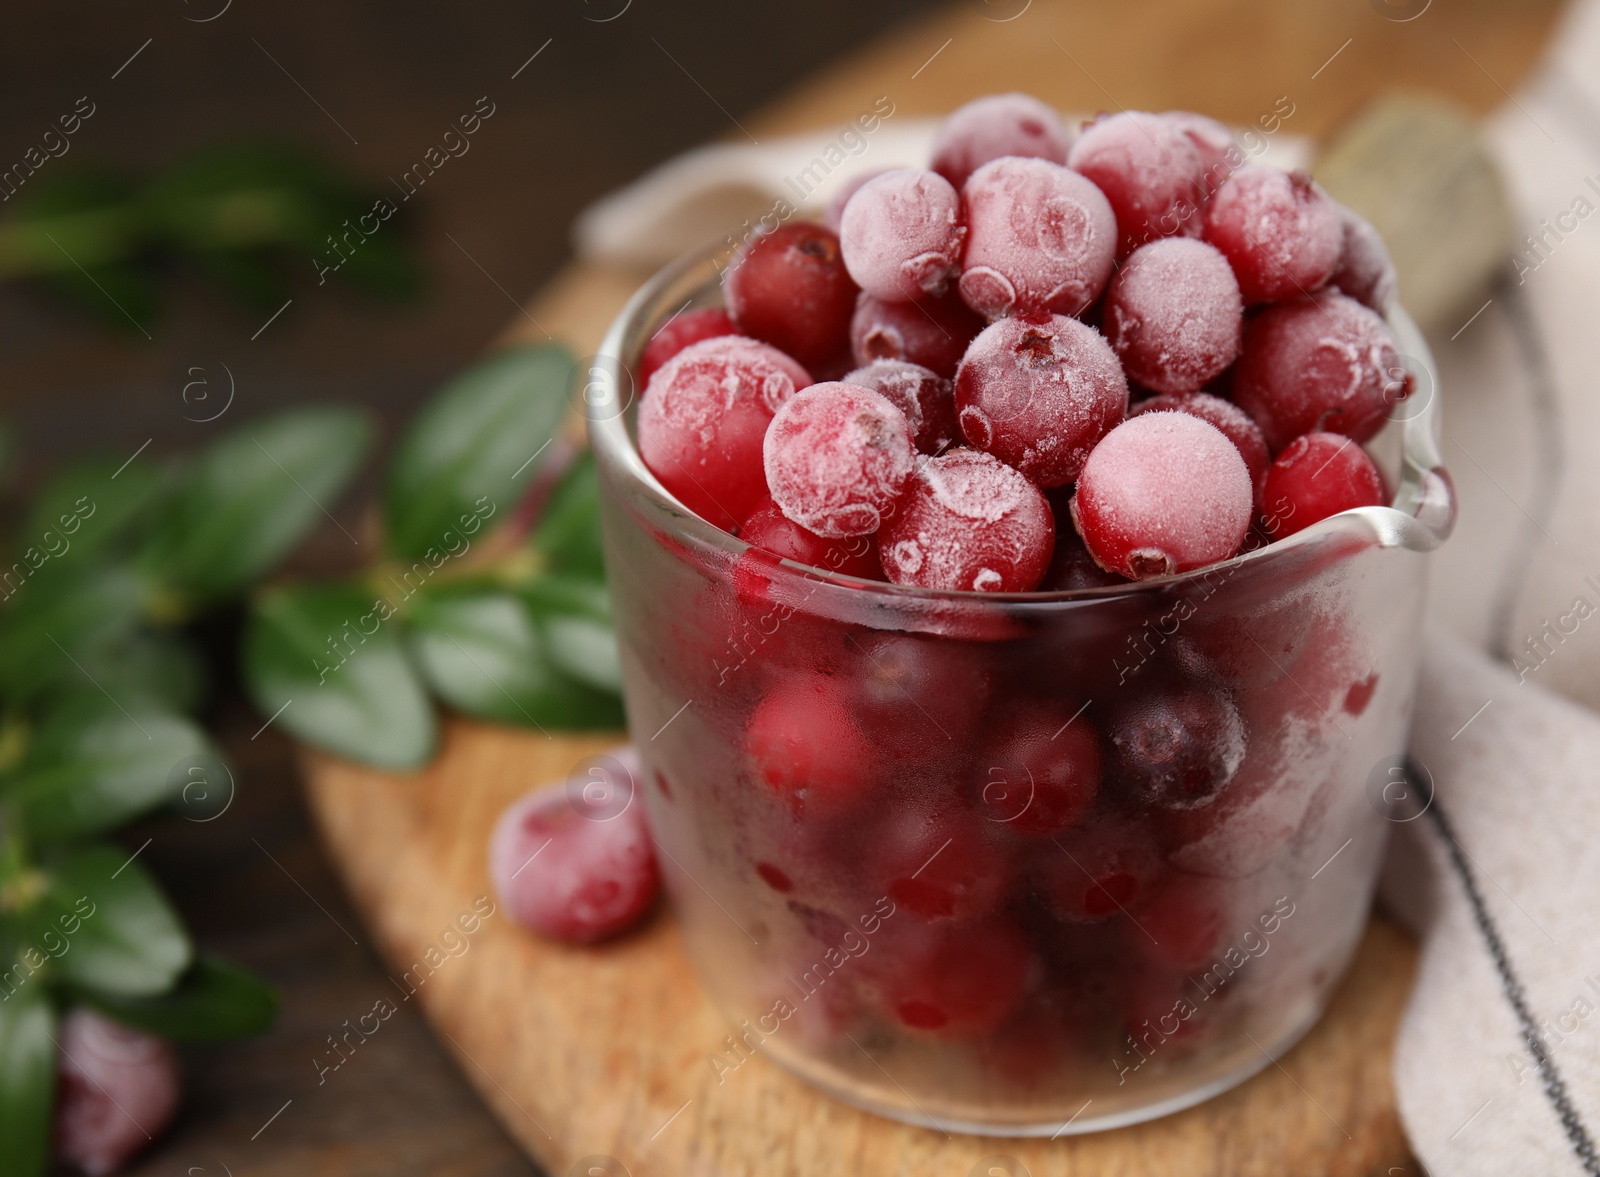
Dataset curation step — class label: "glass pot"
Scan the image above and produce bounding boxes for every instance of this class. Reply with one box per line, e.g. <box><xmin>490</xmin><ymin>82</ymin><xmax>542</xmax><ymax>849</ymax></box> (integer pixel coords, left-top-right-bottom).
<box><xmin>587</xmin><ymin>247</ymin><xmax>1454</xmax><ymax>1135</ymax></box>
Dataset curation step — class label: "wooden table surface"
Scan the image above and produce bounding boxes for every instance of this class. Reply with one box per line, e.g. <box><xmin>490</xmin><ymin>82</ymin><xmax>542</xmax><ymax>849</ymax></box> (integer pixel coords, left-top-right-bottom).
<box><xmin>2</xmin><ymin>0</ymin><xmax>1563</xmax><ymax>1173</ymax></box>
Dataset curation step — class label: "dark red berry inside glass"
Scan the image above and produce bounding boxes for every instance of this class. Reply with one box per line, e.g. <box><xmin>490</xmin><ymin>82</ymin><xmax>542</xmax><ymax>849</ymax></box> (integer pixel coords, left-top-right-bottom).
<box><xmin>875</xmin><ymin>805</ymin><xmax>1006</xmax><ymax>921</ymax></box>
<box><xmin>725</xmin><ymin>221</ymin><xmax>858</xmax><ymax>375</ymax></box>
<box><xmin>958</xmin><ymin>157</ymin><xmax>1117</xmax><ymax>320</ymax></box>
<box><xmin>974</xmin><ymin>705</ymin><xmax>1101</xmax><ymax>838</ymax></box>
<box><xmin>1033</xmin><ymin>813</ymin><xmax>1160</xmax><ymax>920</ymax></box>
<box><xmin>850</xmin><ymin>288</ymin><xmax>983</xmax><ymax>379</ymax></box>
<box><xmin>1231</xmin><ymin>289</ymin><xmax>1411</xmax><ymax>452</ymax></box>
<box><xmin>1135</xmin><ymin>877</ymin><xmax>1233</xmax><ymax>971</ymax></box>
<box><xmin>954</xmin><ymin>312</ymin><xmax>1128</xmax><ymax>488</ymax></box>
<box><xmin>1071</xmin><ymin>412</ymin><xmax>1252</xmax><ymax>579</ymax></box>
<box><xmin>489</xmin><ymin>770</ymin><xmax>659</xmax><ymax>943</ymax></box>
<box><xmin>1259</xmin><ymin>431</ymin><xmax>1386</xmax><ymax>538</ymax></box>
<box><xmin>637</xmin><ymin>336</ymin><xmax>809</xmax><ymax>531</ymax></box>
<box><xmin>839</xmin><ymin>168</ymin><xmax>965</xmax><ymax>301</ymax></box>
<box><xmin>763</xmin><ymin>381</ymin><xmax>916</xmax><ymax>537</ymax></box>
<box><xmin>930</xmin><ymin>91</ymin><xmax>1071</xmax><ymax>189</ymax></box>
<box><xmin>53</xmin><ymin>1008</ymin><xmax>179</xmax><ymax>1176</ymax></box>
<box><xmin>1328</xmin><ymin>204</ymin><xmax>1398</xmax><ymax>313</ymax></box>
<box><xmin>1130</xmin><ymin>391</ymin><xmax>1269</xmax><ymax>501</ymax></box>
<box><xmin>884</xmin><ymin>921</ymin><xmax>1035</xmax><ymax>1036</ymax></box>
<box><xmin>745</xmin><ymin>673</ymin><xmax>875</xmax><ymax>817</ymax></box>
<box><xmin>844</xmin><ymin>359</ymin><xmax>959</xmax><ymax>455</ymax></box>
<box><xmin>1107</xmin><ymin>685</ymin><xmax>1246</xmax><ymax>810</ymax></box>
<box><xmin>639</xmin><ymin>306</ymin><xmax>737</xmax><ymax>388</ymax></box>
<box><xmin>737</xmin><ymin>495</ymin><xmax>882</xmax><ymax>579</ymax></box>
<box><xmin>1067</xmin><ymin>111</ymin><xmax>1208</xmax><ymax>256</ymax></box>
<box><xmin>851</xmin><ymin>631</ymin><xmax>990</xmax><ymax>757</ymax></box>
<box><xmin>1202</xmin><ymin>165</ymin><xmax>1343</xmax><ymax>304</ymax></box>
<box><xmin>1104</xmin><ymin>237</ymin><xmax>1243</xmax><ymax>393</ymax></box>
<box><xmin>879</xmin><ymin>448</ymin><xmax>1055</xmax><ymax>592</ymax></box>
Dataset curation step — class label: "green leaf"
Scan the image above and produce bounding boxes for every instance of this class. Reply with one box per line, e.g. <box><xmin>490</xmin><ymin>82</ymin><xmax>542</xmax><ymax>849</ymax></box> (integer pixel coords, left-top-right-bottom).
<box><xmin>41</xmin><ymin>630</ymin><xmax>207</xmax><ymax>716</ymax></box>
<box><xmin>521</xmin><ymin>577</ymin><xmax>623</xmax><ymax>694</ymax></box>
<box><xmin>384</xmin><ymin>345</ymin><xmax>574</xmax><ymax>560</ymax></box>
<box><xmin>76</xmin><ymin>954</ymin><xmax>276</xmax><ymax>1043</ymax></box>
<box><xmin>34</xmin><ymin>844</ymin><xmax>192</xmax><ymax>997</ymax></box>
<box><xmin>243</xmin><ymin>582</ymin><xmax>435</xmax><ymax>768</ymax></box>
<box><xmin>0</xmin><ymin>562</ymin><xmax>147</xmax><ymax>703</ymax></box>
<box><xmin>21</xmin><ymin>454</ymin><xmax>161</xmax><ymax>565</ymax></box>
<box><xmin>139</xmin><ymin>406</ymin><xmax>373</xmax><ymax>606</ymax></box>
<box><xmin>408</xmin><ymin>584</ymin><xmax>623</xmax><ymax>729</ymax></box>
<box><xmin>533</xmin><ymin>452</ymin><xmax>606</xmax><ymax>581</ymax></box>
<box><xmin>7</xmin><ymin>698</ymin><xmax>214</xmax><ymax>843</ymax></box>
<box><xmin>0</xmin><ymin>983</ymin><xmax>54</xmax><ymax>1177</ymax></box>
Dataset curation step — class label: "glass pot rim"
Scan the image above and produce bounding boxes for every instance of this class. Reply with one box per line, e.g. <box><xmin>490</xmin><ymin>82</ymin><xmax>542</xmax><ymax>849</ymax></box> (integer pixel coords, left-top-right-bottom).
<box><xmin>588</xmin><ymin>244</ymin><xmax>1455</xmax><ymax>607</ymax></box>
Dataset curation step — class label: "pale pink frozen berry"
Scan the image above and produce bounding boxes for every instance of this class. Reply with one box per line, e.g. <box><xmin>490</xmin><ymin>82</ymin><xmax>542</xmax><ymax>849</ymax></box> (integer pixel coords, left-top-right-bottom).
<box><xmin>839</xmin><ymin>168</ymin><xmax>965</xmax><ymax>301</ymax></box>
<box><xmin>1104</xmin><ymin>238</ymin><xmax>1242</xmax><ymax>394</ymax></box>
<box><xmin>637</xmin><ymin>335</ymin><xmax>810</xmax><ymax>531</ymax></box>
<box><xmin>824</xmin><ymin>168</ymin><xmax>891</xmax><ymax>231</ymax></box>
<box><xmin>879</xmin><ymin>448</ymin><xmax>1055</xmax><ymax>592</ymax></box>
<box><xmin>844</xmin><ymin>359</ymin><xmax>959</xmax><ymax>455</ymax></box>
<box><xmin>53</xmin><ymin>1008</ymin><xmax>180</xmax><ymax>1176</ymax></box>
<box><xmin>1131</xmin><ymin>392</ymin><xmax>1269</xmax><ymax>499</ymax></box>
<box><xmin>1202</xmin><ymin>165</ymin><xmax>1343</xmax><ymax>304</ymax></box>
<box><xmin>954</xmin><ymin>313</ymin><xmax>1128</xmax><ymax>488</ymax></box>
<box><xmin>930</xmin><ymin>92</ymin><xmax>1072</xmax><ymax>189</ymax></box>
<box><xmin>958</xmin><ymin>157</ymin><xmax>1117</xmax><ymax>320</ymax></box>
<box><xmin>1328</xmin><ymin>204</ymin><xmax>1398</xmax><ymax>313</ymax></box>
<box><xmin>1165</xmin><ymin>110</ymin><xmax>1239</xmax><ymax>190</ymax></box>
<box><xmin>1067</xmin><ymin>111</ymin><xmax>1209</xmax><ymax>255</ymax></box>
<box><xmin>763</xmin><ymin>381</ymin><xmax>917</xmax><ymax>537</ymax></box>
<box><xmin>1071</xmin><ymin>411</ymin><xmax>1252</xmax><ymax>579</ymax></box>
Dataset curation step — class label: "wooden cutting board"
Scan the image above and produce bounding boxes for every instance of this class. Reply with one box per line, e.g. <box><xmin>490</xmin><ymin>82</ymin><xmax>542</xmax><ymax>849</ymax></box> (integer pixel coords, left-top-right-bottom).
<box><xmin>299</xmin><ymin>1</ymin><xmax>1565</xmax><ymax>1171</ymax></box>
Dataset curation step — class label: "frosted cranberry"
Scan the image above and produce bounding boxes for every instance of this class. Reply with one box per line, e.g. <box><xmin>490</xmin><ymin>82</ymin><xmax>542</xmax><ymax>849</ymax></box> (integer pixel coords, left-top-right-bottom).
<box><xmin>884</xmin><ymin>921</ymin><xmax>1035</xmax><ymax>1036</ymax></box>
<box><xmin>1231</xmin><ymin>290</ymin><xmax>1411</xmax><ymax>451</ymax></box>
<box><xmin>1135</xmin><ymin>877</ymin><xmax>1232</xmax><ymax>971</ymax></box>
<box><xmin>1328</xmin><ymin>204</ymin><xmax>1398</xmax><ymax>313</ymax></box>
<box><xmin>1067</xmin><ymin>111</ymin><xmax>1208</xmax><ymax>256</ymax></box>
<box><xmin>745</xmin><ymin>673</ymin><xmax>875</xmax><ymax>816</ymax></box>
<box><xmin>850</xmin><ymin>289</ymin><xmax>984</xmax><ymax>378</ymax></box>
<box><xmin>53</xmin><ymin>1008</ymin><xmax>179</xmax><ymax>1176</ymax></box>
<box><xmin>639</xmin><ymin>306</ymin><xmax>737</xmax><ymax>387</ymax></box>
<box><xmin>851</xmin><ymin>631</ymin><xmax>990</xmax><ymax>757</ymax></box>
<box><xmin>1071</xmin><ymin>413</ymin><xmax>1252</xmax><ymax>578</ymax></box>
<box><xmin>490</xmin><ymin>765</ymin><xmax>659</xmax><ymax>943</ymax></box>
<box><xmin>824</xmin><ymin>168</ymin><xmax>890</xmax><ymax>230</ymax></box>
<box><xmin>974</xmin><ymin>705</ymin><xmax>1101</xmax><ymax>837</ymax></box>
<box><xmin>839</xmin><ymin>168</ymin><xmax>965</xmax><ymax>301</ymax></box>
<box><xmin>879</xmin><ymin>448</ymin><xmax>1055</xmax><ymax>592</ymax></box>
<box><xmin>930</xmin><ymin>92</ymin><xmax>1071</xmax><ymax>189</ymax></box>
<box><xmin>958</xmin><ymin>157</ymin><xmax>1117</xmax><ymax>319</ymax></box>
<box><xmin>843</xmin><ymin>359</ymin><xmax>958</xmax><ymax>455</ymax></box>
<box><xmin>1104</xmin><ymin>238</ymin><xmax>1242</xmax><ymax>393</ymax></box>
<box><xmin>763</xmin><ymin>382</ymin><xmax>916</xmax><ymax>538</ymax></box>
<box><xmin>1165</xmin><ymin>110</ymin><xmax>1238</xmax><ymax>192</ymax></box>
<box><xmin>1034</xmin><ymin>814</ymin><xmax>1160</xmax><ymax>920</ymax></box>
<box><xmin>1202</xmin><ymin>165</ymin><xmax>1343</xmax><ymax>304</ymax></box>
<box><xmin>1130</xmin><ymin>392</ymin><xmax>1268</xmax><ymax>499</ymax></box>
<box><xmin>1260</xmin><ymin>431</ymin><xmax>1386</xmax><ymax>538</ymax></box>
<box><xmin>1107</xmin><ymin>685</ymin><xmax>1246</xmax><ymax>809</ymax></box>
<box><xmin>637</xmin><ymin>336</ymin><xmax>809</xmax><ymax>531</ymax></box>
<box><xmin>875</xmin><ymin>805</ymin><xmax>1007</xmax><ymax>921</ymax></box>
<box><xmin>724</xmin><ymin>221</ymin><xmax>857</xmax><ymax>374</ymax></box>
<box><xmin>738</xmin><ymin>496</ymin><xmax>882</xmax><ymax>579</ymax></box>
<box><xmin>954</xmin><ymin>313</ymin><xmax>1128</xmax><ymax>487</ymax></box>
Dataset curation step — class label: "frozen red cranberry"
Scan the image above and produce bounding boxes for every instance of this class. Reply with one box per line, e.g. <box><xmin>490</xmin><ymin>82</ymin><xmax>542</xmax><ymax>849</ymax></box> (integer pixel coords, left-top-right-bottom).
<box><xmin>737</xmin><ymin>496</ymin><xmax>882</xmax><ymax>579</ymax></box>
<box><xmin>975</xmin><ymin>705</ymin><xmax>1101</xmax><ymax>837</ymax></box>
<box><xmin>1231</xmin><ymin>290</ymin><xmax>1411</xmax><ymax>451</ymax></box>
<box><xmin>883</xmin><ymin>921</ymin><xmax>1035</xmax><ymax>1036</ymax></box>
<box><xmin>1328</xmin><ymin>204</ymin><xmax>1398</xmax><ymax>313</ymax></box>
<box><xmin>53</xmin><ymin>1008</ymin><xmax>179</xmax><ymax>1176</ymax></box>
<box><xmin>838</xmin><ymin>168</ymin><xmax>965</xmax><ymax>301</ymax></box>
<box><xmin>1067</xmin><ymin>111</ymin><xmax>1208</xmax><ymax>255</ymax></box>
<box><xmin>1260</xmin><ymin>431</ymin><xmax>1386</xmax><ymax>538</ymax></box>
<box><xmin>824</xmin><ymin>168</ymin><xmax>890</xmax><ymax>230</ymax></box>
<box><xmin>639</xmin><ymin>306</ymin><xmax>737</xmax><ymax>388</ymax></box>
<box><xmin>1107</xmin><ymin>685</ymin><xmax>1246</xmax><ymax>809</ymax></box>
<box><xmin>875</xmin><ymin>805</ymin><xmax>1007</xmax><ymax>921</ymax></box>
<box><xmin>843</xmin><ymin>359</ymin><xmax>958</xmax><ymax>455</ymax></box>
<box><xmin>954</xmin><ymin>313</ymin><xmax>1128</xmax><ymax>487</ymax></box>
<box><xmin>1134</xmin><ymin>877</ymin><xmax>1232</xmax><ymax>971</ymax></box>
<box><xmin>724</xmin><ymin>221</ymin><xmax>857</xmax><ymax>375</ymax></box>
<box><xmin>1130</xmin><ymin>392</ymin><xmax>1268</xmax><ymax>499</ymax></box>
<box><xmin>849</xmin><ymin>289</ymin><xmax>984</xmax><ymax>379</ymax></box>
<box><xmin>851</xmin><ymin>631</ymin><xmax>991</xmax><ymax>757</ymax></box>
<box><xmin>1165</xmin><ymin>110</ymin><xmax>1238</xmax><ymax>191</ymax></box>
<box><xmin>879</xmin><ymin>448</ymin><xmax>1055</xmax><ymax>592</ymax></box>
<box><xmin>930</xmin><ymin>92</ymin><xmax>1072</xmax><ymax>189</ymax></box>
<box><xmin>1071</xmin><ymin>412</ymin><xmax>1252</xmax><ymax>578</ymax></box>
<box><xmin>745</xmin><ymin>673</ymin><xmax>875</xmax><ymax>816</ymax></box>
<box><xmin>1202</xmin><ymin>165</ymin><xmax>1343</xmax><ymax>304</ymax></box>
<box><xmin>490</xmin><ymin>760</ymin><xmax>659</xmax><ymax>942</ymax></box>
<box><xmin>637</xmin><ymin>336</ymin><xmax>809</xmax><ymax>531</ymax></box>
<box><xmin>1034</xmin><ymin>814</ymin><xmax>1161</xmax><ymax>920</ymax></box>
<box><xmin>1104</xmin><ymin>238</ymin><xmax>1242</xmax><ymax>393</ymax></box>
<box><xmin>1038</xmin><ymin>514</ymin><xmax>1129</xmax><ymax>589</ymax></box>
<box><xmin>763</xmin><ymin>381</ymin><xmax>916</xmax><ymax>537</ymax></box>
<box><xmin>958</xmin><ymin>157</ymin><xmax>1117</xmax><ymax>319</ymax></box>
